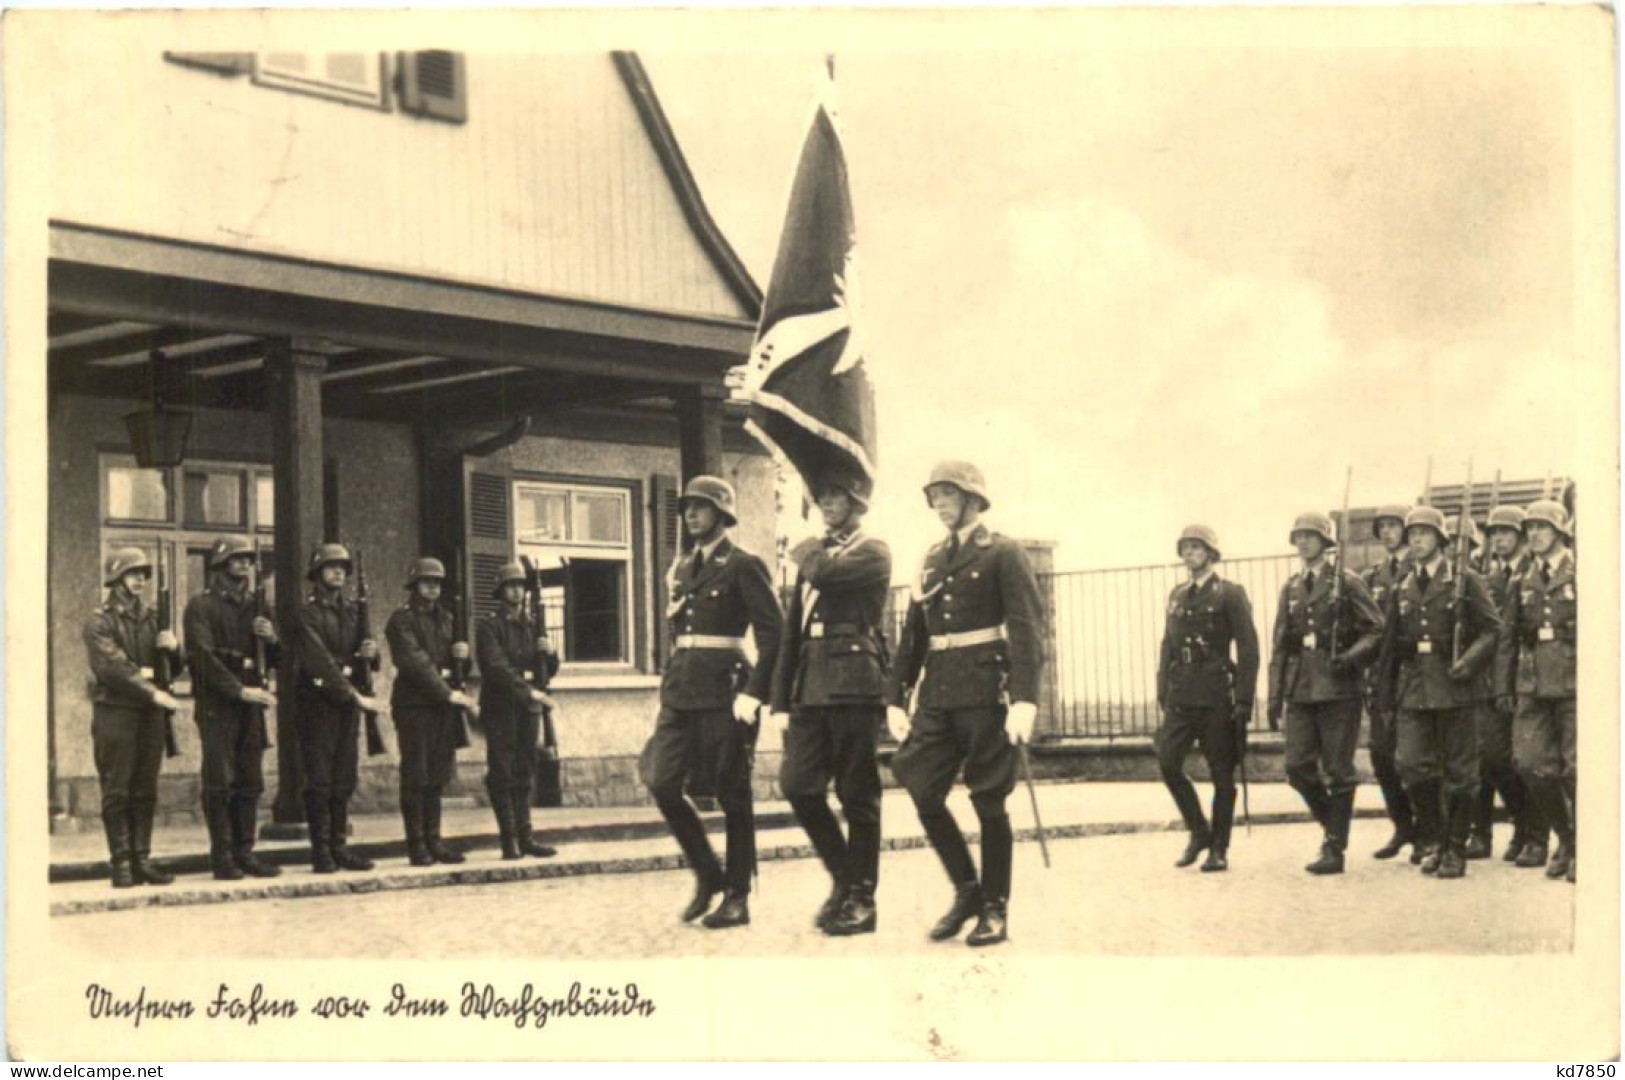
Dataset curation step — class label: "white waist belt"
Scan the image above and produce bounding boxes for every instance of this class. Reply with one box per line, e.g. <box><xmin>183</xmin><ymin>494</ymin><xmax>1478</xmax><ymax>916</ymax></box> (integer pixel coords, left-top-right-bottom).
<box><xmin>928</xmin><ymin>626</ymin><xmax>1008</xmax><ymax>651</ymax></box>
<box><xmin>674</xmin><ymin>634</ymin><xmax>747</xmax><ymax>651</ymax></box>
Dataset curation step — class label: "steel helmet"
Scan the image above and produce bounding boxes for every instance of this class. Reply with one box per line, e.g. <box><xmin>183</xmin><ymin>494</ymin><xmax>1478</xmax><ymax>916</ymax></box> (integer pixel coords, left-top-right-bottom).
<box><xmin>104</xmin><ymin>546</ymin><xmax>153</xmax><ymax>587</ymax></box>
<box><xmin>403</xmin><ymin>557</ymin><xmax>447</xmax><ymax>587</ymax></box>
<box><xmin>1371</xmin><ymin>504</ymin><xmax>1409</xmax><ymax>540</ymax></box>
<box><xmin>1523</xmin><ymin>499</ymin><xmax>1571</xmax><ymax>538</ymax></box>
<box><xmin>1175</xmin><ymin>524</ymin><xmax>1221</xmax><ymax>561</ymax></box>
<box><xmin>922</xmin><ymin>460</ymin><xmax>991</xmax><ymax>511</ymax></box>
<box><xmin>679</xmin><ymin>475</ymin><xmax>739</xmax><ymax>527</ymax></box>
<box><xmin>207</xmin><ymin>535</ymin><xmax>256</xmax><ymax>569</ymax></box>
<box><xmin>306</xmin><ymin>542</ymin><xmax>353</xmax><ymax>581</ymax></box>
<box><xmin>490</xmin><ymin>561</ymin><xmax>528</xmax><ymax>600</ymax></box>
<box><xmin>811</xmin><ymin>465</ymin><xmax>873</xmax><ymax>511</ymax></box>
<box><xmin>1289</xmin><ymin>512</ymin><xmax>1337</xmax><ymax>547</ymax></box>
<box><xmin>1443</xmin><ymin>515</ymin><xmax>1481</xmax><ymax>549</ymax></box>
<box><xmin>1485</xmin><ymin>505</ymin><xmax>1527</xmax><ymax>535</ymax></box>
<box><xmin>1403</xmin><ymin>505</ymin><xmax>1448</xmax><ymax>543</ymax></box>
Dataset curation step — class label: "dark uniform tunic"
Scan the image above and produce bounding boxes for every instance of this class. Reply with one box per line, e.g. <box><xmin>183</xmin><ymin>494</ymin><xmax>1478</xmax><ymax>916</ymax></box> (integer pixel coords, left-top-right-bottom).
<box><xmin>1267</xmin><ymin>563</ymin><xmax>1383</xmax><ymax>809</ymax></box>
<box><xmin>475</xmin><ymin>606</ymin><xmax>560</xmax><ymax>807</ymax></box>
<box><xmin>83</xmin><ymin>590</ymin><xmax>183</xmax><ymax>850</ymax></box>
<box><xmin>294</xmin><ymin>587</ymin><xmax>366</xmax><ymax>804</ymax></box>
<box><xmin>1477</xmin><ymin>551</ymin><xmax>1533</xmax><ymax>772</ymax></box>
<box><xmin>184</xmin><ymin>577</ymin><xmax>278</xmax><ymax>807</ymax></box>
<box><xmin>770</xmin><ymin>528</ymin><xmax>892</xmax><ymax>884</ymax></box>
<box><xmin>385</xmin><ymin>596</ymin><xmax>462</xmax><ymax>796</ymax></box>
<box><xmin>639</xmin><ymin>536</ymin><xmax>783</xmax><ymax>895</ymax></box>
<box><xmin>1495</xmin><ymin>551</ymin><xmax>1577</xmax><ymax>790</ymax></box>
<box><xmin>889</xmin><ymin>526</ymin><xmax>1043</xmax><ymax>815</ymax></box>
<box><xmin>1154</xmin><ymin>573</ymin><xmax>1260</xmax><ymax>839</ymax></box>
<box><xmin>1377</xmin><ymin>559</ymin><xmax>1500</xmax><ymax>797</ymax></box>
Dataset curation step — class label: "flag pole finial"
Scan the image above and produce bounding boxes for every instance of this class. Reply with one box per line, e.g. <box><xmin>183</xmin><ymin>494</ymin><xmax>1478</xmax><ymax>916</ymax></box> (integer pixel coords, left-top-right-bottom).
<box><xmin>825</xmin><ymin>53</ymin><xmax>836</xmax><ymax>80</ymax></box>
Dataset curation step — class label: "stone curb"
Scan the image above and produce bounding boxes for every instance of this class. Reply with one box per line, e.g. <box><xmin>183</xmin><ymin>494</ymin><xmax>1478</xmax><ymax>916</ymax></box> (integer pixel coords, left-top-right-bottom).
<box><xmin>49</xmin><ymin>809</ymin><xmax>1367</xmax><ymax>917</ymax></box>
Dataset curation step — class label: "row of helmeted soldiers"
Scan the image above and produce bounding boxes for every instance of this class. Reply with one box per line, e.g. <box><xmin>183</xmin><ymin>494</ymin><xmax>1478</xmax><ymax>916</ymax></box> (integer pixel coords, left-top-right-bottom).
<box><xmin>81</xmin><ymin>460</ymin><xmax>1042</xmax><ymax>947</ymax></box>
<box><xmin>1155</xmin><ymin>499</ymin><xmax>1577</xmax><ymax>882</ymax></box>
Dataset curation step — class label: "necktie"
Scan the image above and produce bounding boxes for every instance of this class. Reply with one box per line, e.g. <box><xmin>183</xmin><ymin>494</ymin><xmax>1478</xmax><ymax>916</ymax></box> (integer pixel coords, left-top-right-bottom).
<box><xmin>1541</xmin><ymin>561</ymin><xmax>1552</xmax><ymax>586</ymax></box>
<box><xmin>1417</xmin><ymin>568</ymin><xmax>1430</xmax><ymax>593</ymax></box>
<box><xmin>1304</xmin><ymin>570</ymin><xmax>1315</xmax><ymax>594</ymax></box>
<box><xmin>947</xmin><ymin>534</ymin><xmax>961</xmax><ymax>562</ymax></box>
<box><xmin>1189</xmin><ymin>581</ymin><xmax>1201</xmax><ymax>603</ymax></box>
<box><xmin>1389</xmin><ymin>558</ymin><xmax>1400</xmax><ymax>580</ymax></box>
<box><xmin>692</xmin><ymin>549</ymin><xmax>705</xmax><ymax>577</ymax></box>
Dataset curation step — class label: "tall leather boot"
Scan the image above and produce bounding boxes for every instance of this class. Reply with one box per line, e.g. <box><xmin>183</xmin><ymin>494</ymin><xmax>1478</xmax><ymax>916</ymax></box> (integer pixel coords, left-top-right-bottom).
<box><xmin>231</xmin><ymin>796</ymin><xmax>281</xmax><ymax>878</ymax></box>
<box><xmin>512</xmin><ymin>787</ymin><xmax>558</xmax><ymax>858</ymax></box>
<box><xmin>1436</xmin><ymin>792</ymin><xmax>1472</xmax><ymax>878</ymax></box>
<box><xmin>1500</xmin><ymin>769</ymin><xmax>1531</xmax><ymax>862</ymax></box>
<box><xmin>1545</xmin><ymin>779</ymin><xmax>1574</xmax><ymax>880</ymax></box>
<box><xmin>305</xmin><ymin>793</ymin><xmax>338</xmax><ymax>874</ymax></box>
<box><xmin>792</xmin><ymin>796</ymin><xmax>849</xmax><ymax>929</ymax></box>
<box><xmin>401</xmin><ymin>791</ymin><xmax>434</xmax><ymax>867</ymax></box>
<box><xmin>103</xmin><ymin>810</ymin><xmax>136</xmax><ymax>889</ymax></box>
<box><xmin>1306</xmin><ymin>791</ymin><xmax>1350</xmax><ymax>875</ymax></box>
<box><xmin>1463</xmin><ymin>782</ymin><xmax>1495</xmax><ymax>859</ymax></box>
<box><xmin>129</xmin><ymin>802</ymin><xmax>173</xmax><ymax>886</ymax></box>
<box><xmin>966</xmin><ymin>813</ymin><xmax>1013</xmax><ymax>946</ymax></box>
<box><xmin>657</xmin><ymin>796</ymin><xmax>726</xmax><ymax>922</ymax></box>
<box><xmin>205</xmin><ymin>795</ymin><xmax>244</xmax><ymax>881</ymax></box>
<box><xmin>919</xmin><ymin>807</ymin><xmax>981</xmax><ymax>941</ymax></box>
<box><xmin>488</xmin><ymin>783</ymin><xmax>520</xmax><ymax>860</ymax></box>
<box><xmin>423</xmin><ymin>790</ymin><xmax>465</xmax><ymax>864</ymax></box>
<box><xmin>1202</xmin><ymin>787</ymin><xmax>1236</xmax><ymax>872</ymax></box>
<box><xmin>1372</xmin><ymin>753</ymin><xmax>1415</xmax><ymax>859</ymax></box>
<box><xmin>827</xmin><ymin>820</ymin><xmax>880</xmax><ymax>936</ymax></box>
<box><xmin>1166</xmin><ymin>777</ymin><xmax>1211</xmax><ymax>867</ymax></box>
<box><xmin>701</xmin><ymin>800</ymin><xmax>755</xmax><ymax>929</ymax></box>
<box><xmin>1409</xmin><ymin>780</ymin><xmax>1445</xmax><ymax>874</ymax></box>
<box><xmin>330</xmin><ymin>798</ymin><xmax>373</xmax><ymax>871</ymax></box>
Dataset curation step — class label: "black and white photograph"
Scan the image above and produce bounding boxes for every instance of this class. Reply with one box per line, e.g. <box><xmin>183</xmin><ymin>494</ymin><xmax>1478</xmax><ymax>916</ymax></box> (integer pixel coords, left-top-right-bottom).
<box><xmin>3</xmin><ymin>7</ymin><xmax>1617</xmax><ymax>1062</ymax></box>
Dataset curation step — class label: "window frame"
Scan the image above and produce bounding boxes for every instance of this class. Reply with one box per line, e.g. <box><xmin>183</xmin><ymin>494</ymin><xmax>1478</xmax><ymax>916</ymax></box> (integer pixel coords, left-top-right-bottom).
<box><xmin>511</xmin><ymin>475</ymin><xmax>641</xmax><ymax>673</ymax></box>
<box><xmin>251</xmin><ymin>52</ymin><xmax>392</xmax><ymax>112</ymax></box>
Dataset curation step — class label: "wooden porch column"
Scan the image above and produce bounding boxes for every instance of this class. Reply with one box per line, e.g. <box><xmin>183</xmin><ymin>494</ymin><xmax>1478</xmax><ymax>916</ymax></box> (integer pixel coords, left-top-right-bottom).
<box><xmin>266</xmin><ymin>340</ymin><xmax>328</xmax><ymax>825</ymax></box>
<box><xmin>675</xmin><ymin>384</ymin><xmax>725</xmax><ymax>483</ymax></box>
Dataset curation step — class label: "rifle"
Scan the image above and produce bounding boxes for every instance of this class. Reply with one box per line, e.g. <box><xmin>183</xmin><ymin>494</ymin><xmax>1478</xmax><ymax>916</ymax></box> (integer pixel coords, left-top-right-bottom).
<box><xmin>1453</xmin><ymin>459</ymin><xmax>1475</xmax><ymax>665</ymax></box>
<box><xmin>1330</xmin><ymin>465</ymin><xmax>1352</xmax><ymax>657</ymax></box>
<box><xmin>351</xmin><ymin>545</ymin><xmax>386</xmax><ymax>757</ymax></box>
<box><xmin>153</xmin><ymin>552</ymin><xmax>180</xmax><ymax>759</ymax></box>
<box><xmin>446</xmin><ymin>559</ymin><xmax>474</xmax><ymax>749</ymax></box>
<box><xmin>520</xmin><ymin>555</ymin><xmax>563</xmax><ymax>808</ymax></box>
<box><xmin>249</xmin><ymin>539</ymin><xmax>274</xmax><ymax>750</ymax></box>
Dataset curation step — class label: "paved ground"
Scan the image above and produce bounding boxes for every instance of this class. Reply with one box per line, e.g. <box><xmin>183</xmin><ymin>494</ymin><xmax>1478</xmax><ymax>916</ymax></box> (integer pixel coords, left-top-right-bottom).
<box><xmin>53</xmin><ymin>818</ymin><xmax>1574</xmax><ymax>959</ymax></box>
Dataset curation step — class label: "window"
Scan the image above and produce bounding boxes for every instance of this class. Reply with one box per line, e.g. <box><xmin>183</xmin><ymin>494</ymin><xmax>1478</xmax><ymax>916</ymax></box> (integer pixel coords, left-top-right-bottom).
<box><xmin>182</xmin><ymin>468</ymin><xmax>245</xmax><ymax>528</ymax></box>
<box><xmin>514</xmin><ymin>480</ymin><xmax>634</xmax><ymax>666</ymax></box>
<box><xmin>105</xmin><ymin>464</ymin><xmax>172</xmax><ymax>524</ymax></box>
<box><xmin>253</xmin><ymin>53</ymin><xmax>388</xmax><ymax>110</ymax></box>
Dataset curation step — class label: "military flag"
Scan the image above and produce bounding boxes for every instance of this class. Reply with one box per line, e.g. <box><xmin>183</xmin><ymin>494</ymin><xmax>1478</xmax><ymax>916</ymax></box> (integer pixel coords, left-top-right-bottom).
<box><xmin>743</xmin><ymin>59</ymin><xmax>877</xmax><ymax>499</ymax></box>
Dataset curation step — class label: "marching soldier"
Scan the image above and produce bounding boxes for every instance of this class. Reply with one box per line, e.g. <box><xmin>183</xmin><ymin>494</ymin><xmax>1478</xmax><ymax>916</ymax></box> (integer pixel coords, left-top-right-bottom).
<box><xmin>476</xmin><ymin>562</ymin><xmax>561</xmax><ymax>860</ymax></box>
<box><xmin>1154</xmin><ymin>525</ymin><xmax>1260</xmax><ymax>873</ymax></box>
<box><xmin>1495</xmin><ymin>500</ymin><xmax>1577</xmax><ymax>883</ymax></box>
<box><xmin>889</xmin><ymin>461</ymin><xmax>1043</xmax><ymax>946</ymax></box>
<box><xmin>184</xmin><ymin>537</ymin><xmax>281</xmax><ymax>881</ymax></box>
<box><xmin>1360</xmin><ymin>505</ymin><xmax>1420</xmax><ymax>862</ymax></box>
<box><xmin>769</xmin><ymin>467</ymin><xmax>892</xmax><ymax>936</ymax></box>
<box><xmin>83</xmin><ymin>548</ymin><xmax>185</xmax><ymax>888</ymax></box>
<box><xmin>386</xmin><ymin>558</ymin><xmax>479</xmax><ymax>867</ymax></box>
<box><xmin>1376</xmin><ymin>507</ymin><xmax>1501</xmax><ymax>879</ymax></box>
<box><xmin>1470</xmin><ymin>506</ymin><xmax>1535</xmax><ymax>862</ymax></box>
<box><xmin>640</xmin><ymin>476</ymin><xmax>783</xmax><ymax>929</ymax></box>
<box><xmin>294</xmin><ymin>544</ymin><xmax>384</xmax><ymax>874</ymax></box>
<box><xmin>1267</xmin><ymin>512</ymin><xmax>1383</xmax><ymax>875</ymax></box>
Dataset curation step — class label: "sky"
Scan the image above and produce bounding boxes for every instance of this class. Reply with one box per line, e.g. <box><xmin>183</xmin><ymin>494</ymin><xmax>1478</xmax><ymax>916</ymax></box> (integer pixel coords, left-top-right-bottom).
<box><xmin>644</xmin><ymin>33</ymin><xmax>1597</xmax><ymax>574</ymax></box>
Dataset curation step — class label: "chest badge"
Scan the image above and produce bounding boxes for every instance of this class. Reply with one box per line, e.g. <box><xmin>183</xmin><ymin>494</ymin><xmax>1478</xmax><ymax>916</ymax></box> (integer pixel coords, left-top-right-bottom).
<box><xmin>1564</xmin><ymin>584</ymin><xmax>1575</xmax><ymax>601</ymax></box>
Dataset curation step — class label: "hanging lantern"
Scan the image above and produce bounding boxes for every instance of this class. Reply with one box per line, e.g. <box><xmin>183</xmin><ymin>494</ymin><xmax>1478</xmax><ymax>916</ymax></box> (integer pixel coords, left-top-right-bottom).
<box><xmin>123</xmin><ymin>348</ymin><xmax>192</xmax><ymax>468</ymax></box>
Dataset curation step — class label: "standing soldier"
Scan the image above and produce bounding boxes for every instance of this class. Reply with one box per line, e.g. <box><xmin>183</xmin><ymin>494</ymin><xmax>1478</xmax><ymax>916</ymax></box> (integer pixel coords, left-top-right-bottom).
<box><xmin>889</xmin><ymin>461</ymin><xmax>1043</xmax><ymax>947</ymax></box>
<box><xmin>1361</xmin><ymin>505</ymin><xmax>1420</xmax><ymax>862</ymax></box>
<box><xmin>294</xmin><ymin>544</ymin><xmax>384</xmax><ymax>874</ymax></box>
<box><xmin>1470</xmin><ymin>506</ymin><xmax>1535</xmax><ymax>862</ymax></box>
<box><xmin>386</xmin><ymin>558</ymin><xmax>479</xmax><ymax>867</ymax></box>
<box><xmin>476</xmin><ymin>562</ymin><xmax>561</xmax><ymax>861</ymax></box>
<box><xmin>1377</xmin><ymin>506</ymin><xmax>1501</xmax><ymax>879</ymax></box>
<box><xmin>1154</xmin><ymin>525</ymin><xmax>1260</xmax><ymax>873</ymax></box>
<box><xmin>1495</xmin><ymin>500</ymin><xmax>1577</xmax><ymax>883</ymax></box>
<box><xmin>184</xmin><ymin>537</ymin><xmax>281</xmax><ymax>880</ymax></box>
<box><xmin>83</xmin><ymin>548</ymin><xmax>185</xmax><ymax>888</ymax></box>
<box><xmin>1267</xmin><ymin>512</ymin><xmax>1383</xmax><ymax>876</ymax></box>
<box><xmin>640</xmin><ymin>476</ymin><xmax>783</xmax><ymax>929</ymax></box>
<box><xmin>769</xmin><ymin>468</ymin><xmax>892</xmax><ymax>936</ymax></box>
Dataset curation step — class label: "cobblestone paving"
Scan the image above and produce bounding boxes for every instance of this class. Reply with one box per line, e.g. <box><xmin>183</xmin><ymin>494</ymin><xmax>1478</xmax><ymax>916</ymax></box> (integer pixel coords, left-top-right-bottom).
<box><xmin>54</xmin><ymin>818</ymin><xmax>1573</xmax><ymax>961</ymax></box>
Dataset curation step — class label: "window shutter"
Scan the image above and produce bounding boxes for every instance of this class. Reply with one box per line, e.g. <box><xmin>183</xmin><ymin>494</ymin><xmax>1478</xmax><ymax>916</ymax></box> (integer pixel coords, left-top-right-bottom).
<box><xmin>465</xmin><ymin>468</ymin><xmax>511</xmax><ymax>623</ymax></box>
<box><xmin>397</xmin><ymin>51</ymin><xmax>467</xmax><ymax>123</ymax></box>
<box><xmin>650</xmin><ymin>473</ymin><xmax>681</xmax><ymax>670</ymax></box>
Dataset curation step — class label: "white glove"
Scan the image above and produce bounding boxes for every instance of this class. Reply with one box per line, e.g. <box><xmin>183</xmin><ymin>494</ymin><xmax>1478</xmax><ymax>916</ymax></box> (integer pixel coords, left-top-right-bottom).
<box><xmin>448</xmin><ymin>690</ymin><xmax>477</xmax><ymax>711</ymax></box>
<box><xmin>354</xmin><ymin>694</ymin><xmax>384</xmax><ymax>714</ymax></box>
<box><xmin>451</xmin><ymin>642</ymin><xmax>471</xmax><ymax>660</ymax></box>
<box><xmin>150</xmin><ymin>689</ymin><xmax>180</xmax><ymax>711</ymax></box>
<box><xmin>240</xmin><ymin>687</ymin><xmax>277</xmax><ymax>708</ymax></box>
<box><xmin>733</xmin><ymin>693</ymin><xmax>762</xmax><ymax>724</ymax></box>
<box><xmin>155</xmin><ymin>630</ymin><xmax>179</xmax><ymax>652</ymax></box>
<box><xmin>886</xmin><ymin>706</ymin><xmax>912</xmax><ymax>743</ymax></box>
<box><xmin>1006</xmin><ymin>701</ymin><xmax>1038</xmax><ymax>745</ymax></box>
